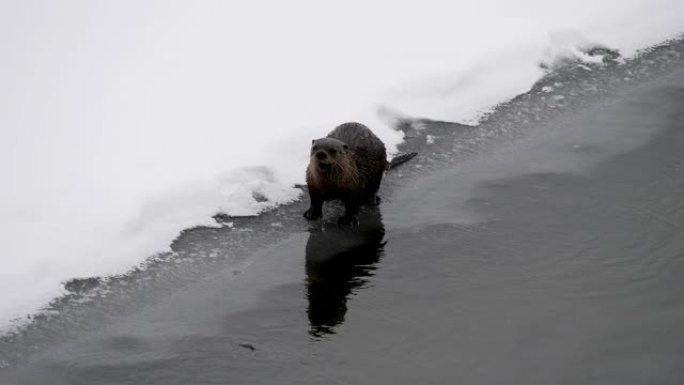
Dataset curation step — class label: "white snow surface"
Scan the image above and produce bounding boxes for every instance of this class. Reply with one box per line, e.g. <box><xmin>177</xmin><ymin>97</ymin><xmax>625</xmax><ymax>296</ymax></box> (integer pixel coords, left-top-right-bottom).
<box><xmin>0</xmin><ymin>0</ymin><xmax>682</xmax><ymax>330</ymax></box>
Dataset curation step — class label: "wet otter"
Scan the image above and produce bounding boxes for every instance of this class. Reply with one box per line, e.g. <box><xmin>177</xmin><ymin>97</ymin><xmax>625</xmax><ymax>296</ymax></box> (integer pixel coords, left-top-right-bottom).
<box><xmin>304</xmin><ymin>122</ymin><xmax>387</xmax><ymax>224</ymax></box>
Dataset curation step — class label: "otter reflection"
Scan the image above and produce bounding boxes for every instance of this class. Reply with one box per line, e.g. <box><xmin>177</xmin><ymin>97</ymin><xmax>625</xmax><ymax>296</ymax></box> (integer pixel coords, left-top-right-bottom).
<box><xmin>305</xmin><ymin>210</ymin><xmax>385</xmax><ymax>337</ymax></box>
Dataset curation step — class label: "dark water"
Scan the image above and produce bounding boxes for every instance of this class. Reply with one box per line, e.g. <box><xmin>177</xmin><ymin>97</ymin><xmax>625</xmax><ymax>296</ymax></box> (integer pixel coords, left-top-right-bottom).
<box><xmin>2</xmin><ymin>64</ymin><xmax>684</xmax><ymax>384</ymax></box>
<box><xmin>305</xmin><ymin>212</ymin><xmax>386</xmax><ymax>338</ymax></box>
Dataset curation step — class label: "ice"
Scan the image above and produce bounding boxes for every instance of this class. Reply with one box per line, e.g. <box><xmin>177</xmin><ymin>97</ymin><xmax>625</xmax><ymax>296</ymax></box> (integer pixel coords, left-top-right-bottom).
<box><xmin>0</xmin><ymin>0</ymin><xmax>682</xmax><ymax>331</ymax></box>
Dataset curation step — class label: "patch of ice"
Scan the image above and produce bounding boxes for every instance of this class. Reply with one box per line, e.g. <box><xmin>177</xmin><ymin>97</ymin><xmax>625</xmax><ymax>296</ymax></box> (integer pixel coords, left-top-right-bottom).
<box><xmin>1</xmin><ymin>0</ymin><xmax>683</xmax><ymax>331</ymax></box>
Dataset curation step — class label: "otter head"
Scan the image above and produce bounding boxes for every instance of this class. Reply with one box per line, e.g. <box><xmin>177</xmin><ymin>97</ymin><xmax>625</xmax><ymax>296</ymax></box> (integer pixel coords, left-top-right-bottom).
<box><xmin>310</xmin><ymin>138</ymin><xmax>349</xmax><ymax>172</ymax></box>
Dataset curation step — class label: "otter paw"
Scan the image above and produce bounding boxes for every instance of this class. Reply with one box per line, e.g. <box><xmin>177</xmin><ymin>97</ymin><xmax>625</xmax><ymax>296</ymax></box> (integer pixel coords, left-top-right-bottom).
<box><xmin>338</xmin><ymin>214</ymin><xmax>359</xmax><ymax>226</ymax></box>
<box><xmin>303</xmin><ymin>209</ymin><xmax>322</xmax><ymax>220</ymax></box>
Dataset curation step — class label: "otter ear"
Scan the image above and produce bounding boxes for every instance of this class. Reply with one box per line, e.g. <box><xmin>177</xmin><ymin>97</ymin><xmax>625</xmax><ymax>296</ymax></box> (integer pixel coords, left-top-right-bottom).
<box><xmin>311</xmin><ymin>139</ymin><xmax>316</xmax><ymax>146</ymax></box>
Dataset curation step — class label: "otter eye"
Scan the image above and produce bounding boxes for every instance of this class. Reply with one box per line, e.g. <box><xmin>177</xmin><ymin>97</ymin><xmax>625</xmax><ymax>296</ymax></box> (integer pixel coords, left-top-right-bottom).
<box><xmin>343</xmin><ymin>144</ymin><xmax>349</xmax><ymax>150</ymax></box>
<box><xmin>329</xmin><ymin>149</ymin><xmax>337</xmax><ymax>156</ymax></box>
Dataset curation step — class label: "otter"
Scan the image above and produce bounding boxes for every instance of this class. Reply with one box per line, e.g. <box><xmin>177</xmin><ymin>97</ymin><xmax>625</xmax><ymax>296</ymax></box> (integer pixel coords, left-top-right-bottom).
<box><xmin>304</xmin><ymin>122</ymin><xmax>388</xmax><ymax>225</ymax></box>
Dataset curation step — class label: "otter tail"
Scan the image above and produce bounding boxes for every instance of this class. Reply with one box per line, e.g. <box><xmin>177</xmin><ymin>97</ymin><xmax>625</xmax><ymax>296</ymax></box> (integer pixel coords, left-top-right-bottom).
<box><xmin>387</xmin><ymin>152</ymin><xmax>418</xmax><ymax>170</ymax></box>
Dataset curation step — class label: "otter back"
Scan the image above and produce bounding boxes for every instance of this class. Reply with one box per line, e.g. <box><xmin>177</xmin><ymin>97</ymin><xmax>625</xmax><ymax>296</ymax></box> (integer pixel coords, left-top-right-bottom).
<box><xmin>327</xmin><ymin>122</ymin><xmax>387</xmax><ymax>194</ymax></box>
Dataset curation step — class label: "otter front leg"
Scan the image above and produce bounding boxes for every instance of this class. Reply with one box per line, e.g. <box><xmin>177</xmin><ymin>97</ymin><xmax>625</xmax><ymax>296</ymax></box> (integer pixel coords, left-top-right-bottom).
<box><xmin>338</xmin><ymin>200</ymin><xmax>360</xmax><ymax>225</ymax></box>
<box><xmin>303</xmin><ymin>191</ymin><xmax>323</xmax><ymax>220</ymax></box>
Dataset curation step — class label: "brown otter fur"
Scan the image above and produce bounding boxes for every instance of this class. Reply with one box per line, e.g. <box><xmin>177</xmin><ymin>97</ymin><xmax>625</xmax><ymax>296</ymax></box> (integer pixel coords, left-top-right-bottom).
<box><xmin>304</xmin><ymin>122</ymin><xmax>387</xmax><ymax>224</ymax></box>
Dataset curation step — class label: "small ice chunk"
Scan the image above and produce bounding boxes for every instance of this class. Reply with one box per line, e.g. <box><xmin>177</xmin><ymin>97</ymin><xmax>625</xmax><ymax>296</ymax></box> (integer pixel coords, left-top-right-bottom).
<box><xmin>251</xmin><ymin>191</ymin><xmax>269</xmax><ymax>203</ymax></box>
<box><xmin>63</xmin><ymin>277</ymin><xmax>101</xmax><ymax>293</ymax></box>
<box><xmin>412</xmin><ymin>121</ymin><xmax>428</xmax><ymax>131</ymax></box>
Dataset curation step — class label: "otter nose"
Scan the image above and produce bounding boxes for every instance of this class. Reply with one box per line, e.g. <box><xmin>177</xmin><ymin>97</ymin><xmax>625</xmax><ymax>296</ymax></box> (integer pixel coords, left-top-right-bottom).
<box><xmin>315</xmin><ymin>151</ymin><xmax>327</xmax><ymax>160</ymax></box>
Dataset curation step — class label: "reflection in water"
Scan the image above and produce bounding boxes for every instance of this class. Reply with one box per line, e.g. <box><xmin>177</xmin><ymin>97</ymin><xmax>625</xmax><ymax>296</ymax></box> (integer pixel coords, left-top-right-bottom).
<box><xmin>305</xmin><ymin>210</ymin><xmax>386</xmax><ymax>337</ymax></box>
